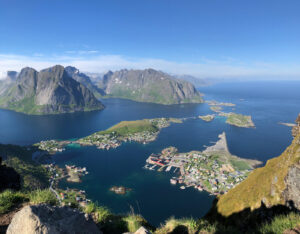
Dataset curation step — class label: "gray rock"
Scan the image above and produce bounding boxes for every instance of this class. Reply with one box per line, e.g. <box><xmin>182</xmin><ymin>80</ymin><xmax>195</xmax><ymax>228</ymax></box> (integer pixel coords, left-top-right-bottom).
<box><xmin>283</xmin><ymin>165</ymin><xmax>300</xmax><ymax>209</ymax></box>
<box><xmin>6</xmin><ymin>204</ymin><xmax>101</xmax><ymax>234</ymax></box>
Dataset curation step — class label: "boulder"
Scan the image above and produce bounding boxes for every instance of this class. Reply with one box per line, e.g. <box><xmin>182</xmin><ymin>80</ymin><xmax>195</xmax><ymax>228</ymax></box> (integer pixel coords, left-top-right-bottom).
<box><xmin>6</xmin><ymin>204</ymin><xmax>101</xmax><ymax>234</ymax></box>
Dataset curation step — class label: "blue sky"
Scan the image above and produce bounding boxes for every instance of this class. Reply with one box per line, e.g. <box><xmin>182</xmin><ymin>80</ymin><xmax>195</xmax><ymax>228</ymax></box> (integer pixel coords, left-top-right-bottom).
<box><xmin>0</xmin><ymin>0</ymin><xmax>300</xmax><ymax>79</ymax></box>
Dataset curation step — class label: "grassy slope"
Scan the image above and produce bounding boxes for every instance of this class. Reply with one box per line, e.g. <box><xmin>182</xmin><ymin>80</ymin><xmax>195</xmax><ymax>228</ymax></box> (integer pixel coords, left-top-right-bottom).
<box><xmin>216</xmin><ymin>133</ymin><xmax>300</xmax><ymax>217</ymax></box>
<box><xmin>83</xmin><ymin>119</ymin><xmax>159</xmax><ymax>139</ymax></box>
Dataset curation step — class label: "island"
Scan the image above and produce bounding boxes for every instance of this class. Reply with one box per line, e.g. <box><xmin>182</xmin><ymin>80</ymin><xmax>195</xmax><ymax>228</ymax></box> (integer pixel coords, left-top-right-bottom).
<box><xmin>219</xmin><ymin>112</ymin><xmax>255</xmax><ymax>128</ymax></box>
<box><xmin>206</xmin><ymin>100</ymin><xmax>236</xmax><ymax>107</ymax></box>
<box><xmin>65</xmin><ymin>164</ymin><xmax>88</xmax><ymax>183</ymax></box>
<box><xmin>210</xmin><ymin>106</ymin><xmax>223</xmax><ymax>112</ymax></box>
<box><xmin>144</xmin><ymin>132</ymin><xmax>262</xmax><ymax>195</ymax></box>
<box><xmin>198</xmin><ymin>114</ymin><xmax>215</xmax><ymax>122</ymax></box>
<box><xmin>35</xmin><ymin>118</ymin><xmax>183</xmax><ymax>153</ymax></box>
<box><xmin>109</xmin><ymin>186</ymin><xmax>132</xmax><ymax>195</ymax></box>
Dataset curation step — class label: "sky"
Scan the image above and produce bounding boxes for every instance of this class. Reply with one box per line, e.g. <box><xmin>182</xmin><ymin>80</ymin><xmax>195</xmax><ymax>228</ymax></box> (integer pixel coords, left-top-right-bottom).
<box><xmin>0</xmin><ymin>0</ymin><xmax>300</xmax><ymax>79</ymax></box>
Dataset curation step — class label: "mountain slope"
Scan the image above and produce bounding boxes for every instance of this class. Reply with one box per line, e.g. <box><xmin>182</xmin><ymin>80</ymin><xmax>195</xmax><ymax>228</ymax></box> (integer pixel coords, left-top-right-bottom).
<box><xmin>65</xmin><ymin>66</ymin><xmax>105</xmax><ymax>98</ymax></box>
<box><xmin>216</xmin><ymin>114</ymin><xmax>300</xmax><ymax>217</ymax></box>
<box><xmin>98</xmin><ymin>69</ymin><xmax>204</xmax><ymax>105</ymax></box>
<box><xmin>0</xmin><ymin>65</ymin><xmax>104</xmax><ymax>115</ymax></box>
<box><xmin>175</xmin><ymin>74</ymin><xmax>209</xmax><ymax>88</ymax></box>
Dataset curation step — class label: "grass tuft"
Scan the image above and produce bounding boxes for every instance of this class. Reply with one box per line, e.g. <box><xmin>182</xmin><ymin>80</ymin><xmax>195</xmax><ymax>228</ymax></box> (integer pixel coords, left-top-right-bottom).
<box><xmin>29</xmin><ymin>189</ymin><xmax>57</xmax><ymax>205</ymax></box>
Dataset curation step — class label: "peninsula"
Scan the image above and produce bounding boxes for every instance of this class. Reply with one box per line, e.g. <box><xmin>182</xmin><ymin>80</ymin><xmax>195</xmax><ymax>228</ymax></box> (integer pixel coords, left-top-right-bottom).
<box><xmin>144</xmin><ymin>132</ymin><xmax>262</xmax><ymax>195</ymax></box>
<box><xmin>35</xmin><ymin>117</ymin><xmax>183</xmax><ymax>153</ymax></box>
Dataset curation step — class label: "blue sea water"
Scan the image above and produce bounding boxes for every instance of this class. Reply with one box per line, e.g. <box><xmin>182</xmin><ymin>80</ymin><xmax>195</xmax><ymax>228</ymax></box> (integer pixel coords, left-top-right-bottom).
<box><xmin>0</xmin><ymin>80</ymin><xmax>299</xmax><ymax>225</ymax></box>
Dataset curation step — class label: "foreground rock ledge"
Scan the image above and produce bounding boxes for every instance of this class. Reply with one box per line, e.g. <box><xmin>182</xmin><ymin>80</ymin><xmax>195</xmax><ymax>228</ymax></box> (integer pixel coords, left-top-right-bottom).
<box><xmin>6</xmin><ymin>204</ymin><xmax>101</xmax><ymax>234</ymax></box>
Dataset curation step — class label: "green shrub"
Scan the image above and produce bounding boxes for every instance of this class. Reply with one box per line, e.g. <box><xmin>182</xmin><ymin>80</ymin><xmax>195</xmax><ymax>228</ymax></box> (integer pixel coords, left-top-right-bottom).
<box><xmin>29</xmin><ymin>189</ymin><xmax>57</xmax><ymax>205</ymax></box>
<box><xmin>83</xmin><ymin>202</ymin><xmax>111</xmax><ymax>223</ymax></box>
<box><xmin>0</xmin><ymin>190</ymin><xmax>27</xmax><ymax>214</ymax></box>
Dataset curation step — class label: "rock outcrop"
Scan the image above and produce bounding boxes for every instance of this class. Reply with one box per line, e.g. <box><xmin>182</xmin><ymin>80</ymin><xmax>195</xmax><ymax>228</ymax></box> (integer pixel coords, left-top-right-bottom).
<box><xmin>0</xmin><ymin>156</ymin><xmax>20</xmax><ymax>192</ymax></box>
<box><xmin>6</xmin><ymin>204</ymin><xmax>101</xmax><ymax>234</ymax></box>
<box><xmin>98</xmin><ymin>69</ymin><xmax>203</xmax><ymax>105</ymax></box>
<box><xmin>0</xmin><ymin>65</ymin><xmax>104</xmax><ymax>115</ymax></box>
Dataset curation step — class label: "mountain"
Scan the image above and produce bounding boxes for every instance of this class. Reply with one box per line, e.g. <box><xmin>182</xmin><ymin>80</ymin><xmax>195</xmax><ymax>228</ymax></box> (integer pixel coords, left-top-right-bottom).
<box><xmin>0</xmin><ymin>65</ymin><xmax>104</xmax><ymax>115</ymax></box>
<box><xmin>98</xmin><ymin>69</ymin><xmax>204</xmax><ymax>105</ymax></box>
<box><xmin>65</xmin><ymin>66</ymin><xmax>105</xmax><ymax>98</ymax></box>
<box><xmin>215</xmin><ymin>114</ymin><xmax>300</xmax><ymax>218</ymax></box>
<box><xmin>175</xmin><ymin>74</ymin><xmax>209</xmax><ymax>88</ymax></box>
<box><xmin>0</xmin><ymin>71</ymin><xmax>18</xmax><ymax>96</ymax></box>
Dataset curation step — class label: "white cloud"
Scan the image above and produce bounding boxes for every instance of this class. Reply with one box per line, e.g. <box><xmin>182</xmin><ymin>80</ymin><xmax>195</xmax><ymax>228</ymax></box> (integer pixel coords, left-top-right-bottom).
<box><xmin>0</xmin><ymin>53</ymin><xmax>299</xmax><ymax>80</ymax></box>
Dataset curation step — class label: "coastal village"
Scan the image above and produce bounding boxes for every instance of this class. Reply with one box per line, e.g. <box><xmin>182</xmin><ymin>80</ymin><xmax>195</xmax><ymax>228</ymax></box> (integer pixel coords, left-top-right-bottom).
<box><xmin>45</xmin><ymin>163</ymin><xmax>90</xmax><ymax>208</ymax></box>
<box><xmin>144</xmin><ymin>132</ymin><xmax>261</xmax><ymax>195</ymax></box>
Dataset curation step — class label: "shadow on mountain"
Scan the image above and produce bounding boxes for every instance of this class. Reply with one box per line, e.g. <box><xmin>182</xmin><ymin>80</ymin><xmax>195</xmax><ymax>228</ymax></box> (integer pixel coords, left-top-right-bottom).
<box><xmin>0</xmin><ymin>156</ymin><xmax>20</xmax><ymax>192</ymax></box>
<box><xmin>204</xmin><ymin>198</ymin><xmax>300</xmax><ymax>233</ymax></box>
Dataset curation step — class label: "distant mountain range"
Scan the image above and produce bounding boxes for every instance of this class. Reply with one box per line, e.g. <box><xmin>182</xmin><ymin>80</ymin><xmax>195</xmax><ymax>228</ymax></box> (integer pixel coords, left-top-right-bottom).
<box><xmin>0</xmin><ymin>65</ymin><xmax>104</xmax><ymax>115</ymax></box>
<box><xmin>0</xmin><ymin>66</ymin><xmax>204</xmax><ymax>114</ymax></box>
<box><xmin>98</xmin><ymin>69</ymin><xmax>204</xmax><ymax>105</ymax></box>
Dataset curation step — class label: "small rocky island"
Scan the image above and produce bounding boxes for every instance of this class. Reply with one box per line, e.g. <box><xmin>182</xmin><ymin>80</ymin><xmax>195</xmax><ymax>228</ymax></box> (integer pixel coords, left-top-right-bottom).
<box><xmin>198</xmin><ymin>114</ymin><xmax>215</xmax><ymax>122</ymax></box>
<box><xmin>35</xmin><ymin>118</ymin><xmax>183</xmax><ymax>153</ymax></box>
<box><xmin>210</xmin><ymin>106</ymin><xmax>223</xmax><ymax>112</ymax></box>
<box><xmin>219</xmin><ymin>112</ymin><xmax>255</xmax><ymax>128</ymax></box>
<box><xmin>144</xmin><ymin>132</ymin><xmax>261</xmax><ymax>195</ymax></box>
<box><xmin>109</xmin><ymin>186</ymin><xmax>132</xmax><ymax>195</ymax></box>
<box><xmin>65</xmin><ymin>165</ymin><xmax>88</xmax><ymax>183</ymax></box>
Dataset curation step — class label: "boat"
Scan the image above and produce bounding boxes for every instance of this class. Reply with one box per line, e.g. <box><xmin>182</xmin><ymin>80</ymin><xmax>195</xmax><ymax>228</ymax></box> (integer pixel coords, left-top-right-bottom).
<box><xmin>180</xmin><ymin>186</ymin><xmax>186</xmax><ymax>190</ymax></box>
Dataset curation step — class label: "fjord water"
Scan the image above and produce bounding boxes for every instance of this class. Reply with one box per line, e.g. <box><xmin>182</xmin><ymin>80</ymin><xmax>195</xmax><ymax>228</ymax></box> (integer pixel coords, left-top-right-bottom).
<box><xmin>0</xmin><ymin>81</ymin><xmax>299</xmax><ymax>225</ymax></box>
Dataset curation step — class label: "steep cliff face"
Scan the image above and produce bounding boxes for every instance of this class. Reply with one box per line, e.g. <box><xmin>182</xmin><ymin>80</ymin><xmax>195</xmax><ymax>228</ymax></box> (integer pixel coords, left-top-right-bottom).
<box><xmin>98</xmin><ymin>69</ymin><xmax>204</xmax><ymax>105</ymax></box>
<box><xmin>0</xmin><ymin>65</ymin><xmax>104</xmax><ymax>114</ymax></box>
<box><xmin>216</xmin><ymin>114</ymin><xmax>300</xmax><ymax>217</ymax></box>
